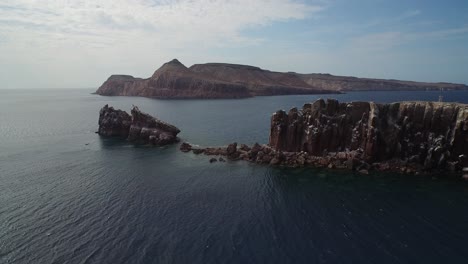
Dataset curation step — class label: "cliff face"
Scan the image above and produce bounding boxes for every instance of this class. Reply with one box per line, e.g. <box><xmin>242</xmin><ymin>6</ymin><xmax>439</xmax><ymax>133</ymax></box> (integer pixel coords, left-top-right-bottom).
<box><xmin>269</xmin><ymin>99</ymin><xmax>468</xmax><ymax>171</ymax></box>
<box><xmin>96</xmin><ymin>59</ymin><xmax>252</xmax><ymax>99</ymax></box>
<box><xmin>96</xmin><ymin>60</ymin><xmax>468</xmax><ymax>99</ymax></box>
<box><xmin>98</xmin><ymin>105</ymin><xmax>180</xmax><ymax>145</ymax></box>
<box><xmin>297</xmin><ymin>73</ymin><xmax>468</xmax><ymax>91</ymax></box>
<box><xmin>96</xmin><ymin>59</ymin><xmax>336</xmax><ymax>99</ymax></box>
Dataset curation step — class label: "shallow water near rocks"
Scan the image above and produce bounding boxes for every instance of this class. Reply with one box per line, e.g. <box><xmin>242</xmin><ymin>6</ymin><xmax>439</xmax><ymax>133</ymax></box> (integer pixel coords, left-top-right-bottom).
<box><xmin>1</xmin><ymin>89</ymin><xmax>468</xmax><ymax>264</ymax></box>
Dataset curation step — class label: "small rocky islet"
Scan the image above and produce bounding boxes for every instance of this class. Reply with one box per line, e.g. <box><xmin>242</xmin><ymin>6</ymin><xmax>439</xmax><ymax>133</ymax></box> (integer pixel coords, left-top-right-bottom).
<box><xmin>98</xmin><ymin>104</ymin><xmax>180</xmax><ymax>145</ymax></box>
<box><xmin>98</xmin><ymin>99</ymin><xmax>468</xmax><ymax>176</ymax></box>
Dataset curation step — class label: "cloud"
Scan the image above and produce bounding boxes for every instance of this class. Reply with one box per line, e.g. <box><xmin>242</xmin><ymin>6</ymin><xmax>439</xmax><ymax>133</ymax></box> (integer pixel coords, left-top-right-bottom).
<box><xmin>0</xmin><ymin>0</ymin><xmax>325</xmax><ymax>88</ymax></box>
<box><xmin>0</xmin><ymin>0</ymin><xmax>323</xmax><ymax>48</ymax></box>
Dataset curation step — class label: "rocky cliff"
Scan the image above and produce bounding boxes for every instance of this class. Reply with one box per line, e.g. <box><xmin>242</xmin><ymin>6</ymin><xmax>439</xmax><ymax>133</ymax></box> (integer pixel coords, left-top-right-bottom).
<box><xmin>96</xmin><ymin>59</ymin><xmax>252</xmax><ymax>99</ymax></box>
<box><xmin>96</xmin><ymin>60</ymin><xmax>468</xmax><ymax>99</ymax></box>
<box><xmin>95</xmin><ymin>59</ymin><xmax>330</xmax><ymax>99</ymax></box>
<box><xmin>180</xmin><ymin>99</ymin><xmax>467</xmax><ymax>174</ymax></box>
<box><xmin>269</xmin><ymin>99</ymin><xmax>468</xmax><ymax>171</ymax></box>
<box><xmin>98</xmin><ymin>105</ymin><xmax>180</xmax><ymax>145</ymax></box>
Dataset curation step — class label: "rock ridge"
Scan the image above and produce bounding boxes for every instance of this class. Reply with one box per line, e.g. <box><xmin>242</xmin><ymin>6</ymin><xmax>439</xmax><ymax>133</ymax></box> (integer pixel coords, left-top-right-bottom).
<box><xmin>95</xmin><ymin>59</ymin><xmax>335</xmax><ymax>99</ymax></box>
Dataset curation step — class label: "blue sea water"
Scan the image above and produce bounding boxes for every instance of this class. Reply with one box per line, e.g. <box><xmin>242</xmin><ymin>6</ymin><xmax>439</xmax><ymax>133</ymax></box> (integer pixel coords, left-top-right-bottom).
<box><xmin>1</xmin><ymin>89</ymin><xmax>468</xmax><ymax>264</ymax></box>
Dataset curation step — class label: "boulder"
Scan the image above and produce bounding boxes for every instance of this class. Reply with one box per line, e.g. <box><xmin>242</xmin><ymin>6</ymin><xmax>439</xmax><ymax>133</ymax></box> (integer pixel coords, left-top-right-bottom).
<box><xmin>180</xmin><ymin>142</ymin><xmax>192</xmax><ymax>152</ymax></box>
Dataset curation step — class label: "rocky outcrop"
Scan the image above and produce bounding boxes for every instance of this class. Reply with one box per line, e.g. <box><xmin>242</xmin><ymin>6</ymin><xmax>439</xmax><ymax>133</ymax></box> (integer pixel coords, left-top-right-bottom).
<box><xmin>269</xmin><ymin>99</ymin><xmax>468</xmax><ymax>172</ymax></box>
<box><xmin>96</xmin><ymin>60</ymin><xmax>467</xmax><ymax>98</ymax></box>
<box><xmin>180</xmin><ymin>99</ymin><xmax>467</xmax><ymax>174</ymax></box>
<box><xmin>95</xmin><ymin>59</ymin><xmax>336</xmax><ymax>99</ymax></box>
<box><xmin>98</xmin><ymin>105</ymin><xmax>180</xmax><ymax>145</ymax></box>
<box><xmin>96</xmin><ymin>59</ymin><xmax>252</xmax><ymax>99</ymax></box>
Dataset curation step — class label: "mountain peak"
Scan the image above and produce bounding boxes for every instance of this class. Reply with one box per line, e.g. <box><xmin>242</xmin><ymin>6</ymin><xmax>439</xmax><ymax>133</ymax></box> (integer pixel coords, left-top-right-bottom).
<box><xmin>152</xmin><ymin>59</ymin><xmax>190</xmax><ymax>77</ymax></box>
<box><xmin>168</xmin><ymin>58</ymin><xmax>182</xmax><ymax>64</ymax></box>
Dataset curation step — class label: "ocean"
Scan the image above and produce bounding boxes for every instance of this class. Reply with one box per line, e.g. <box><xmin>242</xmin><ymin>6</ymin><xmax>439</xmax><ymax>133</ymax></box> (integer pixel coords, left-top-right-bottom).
<box><xmin>1</xmin><ymin>89</ymin><xmax>468</xmax><ymax>264</ymax></box>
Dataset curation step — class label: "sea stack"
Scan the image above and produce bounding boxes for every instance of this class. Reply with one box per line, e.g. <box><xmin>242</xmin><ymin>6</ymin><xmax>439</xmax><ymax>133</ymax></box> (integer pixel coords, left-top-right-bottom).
<box><xmin>98</xmin><ymin>105</ymin><xmax>180</xmax><ymax>146</ymax></box>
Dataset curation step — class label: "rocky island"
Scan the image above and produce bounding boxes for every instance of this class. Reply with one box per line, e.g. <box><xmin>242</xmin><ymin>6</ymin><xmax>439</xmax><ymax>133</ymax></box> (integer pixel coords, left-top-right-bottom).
<box><xmin>95</xmin><ymin>59</ymin><xmax>468</xmax><ymax>99</ymax></box>
<box><xmin>98</xmin><ymin>105</ymin><xmax>180</xmax><ymax>146</ymax></box>
<box><xmin>181</xmin><ymin>99</ymin><xmax>468</xmax><ymax>175</ymax></box>
<box><xmin>95</xmin><ymin>59</ymin><xmax>332</xmax><ymax>99</ymax></box>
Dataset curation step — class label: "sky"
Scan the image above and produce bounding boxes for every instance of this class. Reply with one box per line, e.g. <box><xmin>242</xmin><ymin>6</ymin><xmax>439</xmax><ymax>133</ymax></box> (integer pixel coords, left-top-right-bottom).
<box><xmin>0</xmin><ymin>0</ymin><xmax>467</xmax><ymax>89</ymax></box>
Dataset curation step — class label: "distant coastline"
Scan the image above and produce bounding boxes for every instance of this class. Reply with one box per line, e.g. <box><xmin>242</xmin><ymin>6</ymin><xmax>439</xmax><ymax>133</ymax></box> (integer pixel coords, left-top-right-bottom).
<box><xmin>94</xmin><ymin>59</ymin><xmax>468</xmax><ymax>99</ymax></box>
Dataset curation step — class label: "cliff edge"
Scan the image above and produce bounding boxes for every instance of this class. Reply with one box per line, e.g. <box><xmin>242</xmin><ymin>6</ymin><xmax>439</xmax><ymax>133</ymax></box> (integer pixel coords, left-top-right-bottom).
<box><xmin>180</xmin><ymin>99</ymin><xmax>467</xmax><ymax>174</ymax></box>
<box><xmin>269</xmin><ymin>99</ymin><xmax>468</xmax><ymax>171</ymax></box>
<box><xmin>95</xmin><ymin>59</ymin><xmax>328</xmax><ymax>99</ymax></box>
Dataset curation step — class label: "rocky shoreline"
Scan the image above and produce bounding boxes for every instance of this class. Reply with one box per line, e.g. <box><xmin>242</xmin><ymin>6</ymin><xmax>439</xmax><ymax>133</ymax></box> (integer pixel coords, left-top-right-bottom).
<box><xmin>180</xmin><ymin>99</ymin><xmax>468</xmax><ymax>175</ymax></box>
<box><xmin>179</xmin><ymin>142</ymin><xmax>459</xmax><ymax>175</ymax></box>
<box><xmin>97</xmin><ymin>98</ymin><xmax>468</xmax><ymax>176</ymax></box>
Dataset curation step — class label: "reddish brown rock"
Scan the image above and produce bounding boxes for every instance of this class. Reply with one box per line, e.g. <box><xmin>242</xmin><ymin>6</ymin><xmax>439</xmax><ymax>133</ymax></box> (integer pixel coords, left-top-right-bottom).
<box><xmin>96</xmin><ymin>59</ymin><xmax>334</xmax><ymax>99</ymax></box>
<box><xmin>96</xmin><ymin>59</ymin><xmax>252</xmax><ymax>99</ymax></box>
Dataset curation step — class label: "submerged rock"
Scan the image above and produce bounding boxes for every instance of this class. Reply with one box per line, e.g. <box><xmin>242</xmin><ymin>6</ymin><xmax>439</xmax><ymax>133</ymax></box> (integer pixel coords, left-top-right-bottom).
<box><xmin>98</xmin><ymin>105</ymin><xmax>180</xmax><ymax>146</ymax></box>
<box><xmin>180</xmin><ymin>142</ymin><xmax>192</xmax><ymax>152</ymax></box>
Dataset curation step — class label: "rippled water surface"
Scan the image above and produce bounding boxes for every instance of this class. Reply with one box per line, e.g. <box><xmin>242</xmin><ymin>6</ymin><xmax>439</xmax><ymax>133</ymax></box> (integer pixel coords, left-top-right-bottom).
<box><xmin>1</xmin><ymin>89</ymin><xmax>468</xmax><ymax>264</ymax></box>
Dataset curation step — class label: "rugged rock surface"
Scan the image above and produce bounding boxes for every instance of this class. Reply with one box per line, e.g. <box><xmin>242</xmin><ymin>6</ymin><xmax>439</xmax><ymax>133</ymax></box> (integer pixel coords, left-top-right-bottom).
<box><xmin>96</xmin><ymin>59</ymin><xmax>252</xmax><ymax>99</ymax></box>
<box><xmin>98</xmin><ymin>105</ymin><xmax>180</xmax><ymax>145</ymax></box>
<box><xmin>96</xmin><ymin>59</ymin><xmax>334</xmax><ymax>99</ymax></box>
<box><xmin>269</xmin><ymin>99</ymin><xmax>468</xmax><ymax>171</ymax></box>
<box><xmin>181</xmin><ymin>99</ymin><xmax>467</xmax><ymax>174</ymax></box>
<box><xmin>96</xmin><ymin>60</ymin><xmax>467</xmax><ymax>99</ymax></box>
<box><xmin>98</xmin><ymin>105</ymin><xmax>132</xmax><ymax>138</ymax></box>
<box><xmin>95</xmin><ymin>59</ymin><xmax>335</xmax><ymax>99</ymax></box>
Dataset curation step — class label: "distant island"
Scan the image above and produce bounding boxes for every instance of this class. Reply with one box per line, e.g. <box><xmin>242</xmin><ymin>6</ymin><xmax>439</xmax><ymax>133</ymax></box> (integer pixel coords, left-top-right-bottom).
<box><xmin>95</xmin><ymin>59</ymin><xmax>468</xmax><ymax>99</ymax></box>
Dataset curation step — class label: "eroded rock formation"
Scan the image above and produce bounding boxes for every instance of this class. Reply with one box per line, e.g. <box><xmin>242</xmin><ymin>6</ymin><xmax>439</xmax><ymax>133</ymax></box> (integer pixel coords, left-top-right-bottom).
<box><xmin>98</xmin><ymin>105</ymin><xmax>180</xmax><ymax>145</ymax></box>
<box><xmin>269</xmin><ymin>99</ymin><xmax>468</xmax><ymax>171</ymax></box>
<box><xmin>181</xmin><ymin>99</ymin><xmax>468</xmax><ymax>174</ymax></box>
<box><xmin>95</xmin><ymin>59</ymin><xmax>341</xmax><ymax>99</ymax></box>
<box><xmin>95</xmin><ymin>59</ymin><xmax>252</xmax><ymax>99</ymax></box>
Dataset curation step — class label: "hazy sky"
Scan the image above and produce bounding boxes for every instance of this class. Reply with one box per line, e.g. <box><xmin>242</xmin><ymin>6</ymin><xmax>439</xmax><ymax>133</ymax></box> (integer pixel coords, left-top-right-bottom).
<box><xmin>1</xmin><ymin>0</ymin><xmax>467</xmax><ymax>89</ymax></box>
